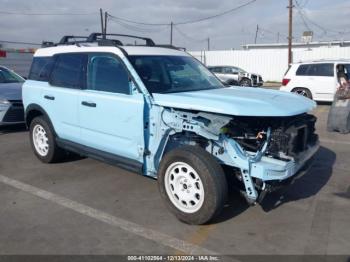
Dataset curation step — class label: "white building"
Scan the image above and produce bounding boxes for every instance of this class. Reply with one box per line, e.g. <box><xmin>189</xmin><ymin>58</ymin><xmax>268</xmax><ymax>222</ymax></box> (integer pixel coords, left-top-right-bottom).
<box><xmin>190</xmin><ymin>40</ymin><xmax>350</xmax><ymax>82</ymax></box>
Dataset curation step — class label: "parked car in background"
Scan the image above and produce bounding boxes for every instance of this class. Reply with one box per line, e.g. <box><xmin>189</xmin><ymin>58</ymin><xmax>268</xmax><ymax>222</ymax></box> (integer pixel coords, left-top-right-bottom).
<box><xmin>208</xmin><ymin>65</ymin><xmax>263</xmax><ymax>87</ymax></box>
<box><xmin>23</xmin><ymin>33</ymin><xmax>318</xmax><ymax>225</ymax></box>
<box><xmin>280</xmin><ymin>60</ymin><xmax>350</xmax><ymax>102</ymax></box>
<box><xmin>0</xmin><ymin>66</ymin><xmax>25</xmax><ymax>126</ymax></box>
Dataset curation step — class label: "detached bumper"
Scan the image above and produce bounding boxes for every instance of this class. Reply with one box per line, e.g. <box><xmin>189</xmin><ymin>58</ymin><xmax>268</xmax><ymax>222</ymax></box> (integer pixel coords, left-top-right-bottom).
<box><xmin>250</xmin><ymin>140</ymin><xmax>320</xmax><ymax>182</ymax></box>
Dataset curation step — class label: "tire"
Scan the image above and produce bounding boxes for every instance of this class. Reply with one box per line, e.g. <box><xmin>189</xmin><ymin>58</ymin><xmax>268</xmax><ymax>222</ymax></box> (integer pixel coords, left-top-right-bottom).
<box><xmin>29</xmin><ymin>116</ymin><xmax>65</xmax><ymax>163</ymax></box>
<box><xmin>292</xmin><ymin>87</ymin><xmax>313</xmax><ymax>100</ymax></box>
<box><xmin>158</xmin><ymin>146</ymin><xmax>228</xmax><ymax>225</ymax></box>
<box><xmin>240</xmin><ymin>78</ymin><xmax>251</xmax><ymax>87</ymax></box>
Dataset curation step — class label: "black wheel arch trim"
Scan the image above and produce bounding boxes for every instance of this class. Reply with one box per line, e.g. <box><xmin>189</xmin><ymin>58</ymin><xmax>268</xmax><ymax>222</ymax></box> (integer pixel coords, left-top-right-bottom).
<box><xmin>25</xmin><ymin>104</ymin><xmax>56</xmax><ymax>134</ymax></box>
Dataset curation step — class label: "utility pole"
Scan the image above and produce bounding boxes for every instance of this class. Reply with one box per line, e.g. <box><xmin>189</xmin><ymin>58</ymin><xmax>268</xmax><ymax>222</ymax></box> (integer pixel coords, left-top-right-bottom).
<box><xmin>170</xmin><ymin>22</ymin><xmax>173</xmax><ymax>45</ymax></box>
<box><xmin>254</xmin><ymin>24</ymin><xmax>259</xmax><ymax>44</ymax></box>
<box><xmin>104</xmin><ymin>11</ymin><xmax>108</xmax><ymax>36</ymax></box>
<box><xmin>207</xmin><ymin>38</ymin><xmax>210</xmax><ymax>51</ymax></box>
<box><xmin>288</xmin><ymin>0</ymin><xmax>293</xmax><ymax>65</ymax></box>
<box><xmin>100</xmin><ymin>8</ymin><xmax>104</xmax><ymax>36</ymax></box>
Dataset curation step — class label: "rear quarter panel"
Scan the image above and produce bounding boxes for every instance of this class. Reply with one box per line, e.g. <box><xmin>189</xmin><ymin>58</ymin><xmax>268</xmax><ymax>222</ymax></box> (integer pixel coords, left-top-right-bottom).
<box><xmin>22</xmin><ymin>80</ymin><xmax>43</xmax><ymax>114</ymax></box>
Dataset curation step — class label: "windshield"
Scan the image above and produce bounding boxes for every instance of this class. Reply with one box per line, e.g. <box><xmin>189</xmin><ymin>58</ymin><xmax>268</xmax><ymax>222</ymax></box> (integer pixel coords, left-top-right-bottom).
<box><xmin>236</xmin><ymin>67</ymin><xmax>246</xmax><ymax>73</ymax></box>
<box><xmin>129</xmin><ymin>55</ymin><xmax>224</xmax><ymax>94</ymax></box>
<box><xmin>0</xmin><ymin>67</ymin><xmax>24</xmax><ymax>83</ymax></box>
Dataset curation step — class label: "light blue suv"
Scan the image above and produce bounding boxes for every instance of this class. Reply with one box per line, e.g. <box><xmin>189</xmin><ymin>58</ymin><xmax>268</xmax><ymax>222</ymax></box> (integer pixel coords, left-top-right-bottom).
<box><xmin>23</xmin><ymin>33</ymin><xmax>319</xmax><ymax>224</ymax></box>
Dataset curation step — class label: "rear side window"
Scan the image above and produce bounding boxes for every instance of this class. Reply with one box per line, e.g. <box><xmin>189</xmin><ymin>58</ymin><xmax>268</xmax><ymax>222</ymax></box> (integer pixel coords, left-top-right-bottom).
<box><xmin>296</xmin><ymin>64</ymin><xmax>310</xmax><ymax>76</ymax></box>
<box><xmin>296</xmin><ymin>63</ymin><xmax>334</xmax><ymax>77</ymax></box>
<box><xmin>28</xmin><ymin>57</ymin><xmax>54</xmax><ymax>81</ymax></box>
<box><xmin>50</xmin><ymin>53</ymin><xmax>86</xmax><ymax>89</ymax></box>
<box><xmin>308</xmin><ymin>63</ymin><xmax>334</xmax><ymax>77</ymax></box>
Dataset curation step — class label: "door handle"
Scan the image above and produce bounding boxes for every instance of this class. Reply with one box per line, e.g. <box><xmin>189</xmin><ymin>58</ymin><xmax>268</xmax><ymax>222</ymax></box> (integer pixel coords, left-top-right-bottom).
<box><xmin>81</xmin><ymin>101</ymin><xmax>96</xmax><ymax>107</ymax></box>
<box><xmin>44</xmin><ymin>95</ymin><xmax>55</xmax><ymax>100</ymax></box>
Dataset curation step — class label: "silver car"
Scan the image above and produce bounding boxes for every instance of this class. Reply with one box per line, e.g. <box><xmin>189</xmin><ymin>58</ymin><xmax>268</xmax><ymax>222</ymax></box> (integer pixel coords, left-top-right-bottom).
<box><xmin>208</xmin><ymin>66</ymin><xmax>263</xmax><ymax>87</ymax></box>
<box><xmin>0</xmin><ymin>66</ymin><xmax>25</xmax><ymax>126</ymax></box>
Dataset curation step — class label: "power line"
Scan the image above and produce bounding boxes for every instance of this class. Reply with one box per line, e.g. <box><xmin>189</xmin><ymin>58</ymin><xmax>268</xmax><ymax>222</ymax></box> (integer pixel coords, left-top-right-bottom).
<box><xmin>108</xmin><ymin>17</ymin><xmax>168</xmax><ymax>33</ymax></box>
<box><xmin>295</xmin><ymin>6</ymin><xmax>312</xmax><ymax>32</ymax></box>
<box><xmin>295</xmin><ymin>0</ymin><xmax>350</xmax><ymax>36</ymax></box>
<box><xmin>174</xmin><ymin>0</ymin><xmax>257</xmax><ymax>25</ymax></box>
<box><xmin>173</xmin><ymin>26</ymin><xmax>207</xmax><ymax>43</ymax></box>
<box><xmin>107</xmin><ymin>0</ymin><xmax>257</xmax><ymax>26</ymax></box>
<box><xmin>107</xmin><ymin>14</ymin><xmax>169</xmax><ymax>26</ymax></box>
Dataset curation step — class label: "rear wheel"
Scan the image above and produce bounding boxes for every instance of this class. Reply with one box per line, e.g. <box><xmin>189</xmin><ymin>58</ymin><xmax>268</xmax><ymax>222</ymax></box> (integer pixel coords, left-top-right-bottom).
<box><xmin>158</xmin><ymin>146</ymin><xmax>228</xmax><ymax>224</ymax></box>
<box><xmin>292</xmin><ymin>87</ymin><xmax>313</xmax><ymax>99</ymax></box>
<box><xmin>29</xmin><ymin>116</ymin><xmax>65</xmax><ymax>163</ymax></box>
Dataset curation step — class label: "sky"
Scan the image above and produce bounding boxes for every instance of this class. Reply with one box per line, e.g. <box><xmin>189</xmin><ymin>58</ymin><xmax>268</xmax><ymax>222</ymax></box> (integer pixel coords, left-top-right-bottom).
<box><xmin>0</xmin><ymin>0</ymin><xmax>350</xmax><ymax>51</ymax></box>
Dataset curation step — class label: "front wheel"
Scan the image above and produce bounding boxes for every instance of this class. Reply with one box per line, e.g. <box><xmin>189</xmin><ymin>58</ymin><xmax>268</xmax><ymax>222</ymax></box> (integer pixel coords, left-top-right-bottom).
<box><xmin>158</xmin><ymin>146</ymin><xmax>228</xmax><ymax>224</ymax></box>
<box><xmin>240</xmin><ymin>78</ymin><xmax>252</xmax><ymax>87</ymax></box>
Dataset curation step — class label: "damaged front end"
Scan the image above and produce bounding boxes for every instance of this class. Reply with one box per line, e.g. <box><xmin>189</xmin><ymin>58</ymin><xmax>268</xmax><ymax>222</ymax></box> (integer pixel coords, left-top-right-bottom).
<box><xmin>217</xmin><ymin>114</ymin><xmax>319</xmax><ymax>204</ymax></box>
<box><xmin>157</xmin><ymin>108</ymin><xmax>320</xmax><ymax>205</ymax></box>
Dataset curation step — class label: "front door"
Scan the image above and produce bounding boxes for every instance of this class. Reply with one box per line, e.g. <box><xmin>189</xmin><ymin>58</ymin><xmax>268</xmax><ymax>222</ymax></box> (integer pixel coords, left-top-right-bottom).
<box><xmin>79</xmin><ymin>53</ymin><xmax>144</xmax><ymax>162</ymax></box>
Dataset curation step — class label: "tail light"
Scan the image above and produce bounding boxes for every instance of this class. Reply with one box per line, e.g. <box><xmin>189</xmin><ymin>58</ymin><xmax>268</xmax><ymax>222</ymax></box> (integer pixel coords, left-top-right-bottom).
<box><xmin>282</xmin><ymin>78</ymin><xmax>290</xmax><ymax>86</ymax></box>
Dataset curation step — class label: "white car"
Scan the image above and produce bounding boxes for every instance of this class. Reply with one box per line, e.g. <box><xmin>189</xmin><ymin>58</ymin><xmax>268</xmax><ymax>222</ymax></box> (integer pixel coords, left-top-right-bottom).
<box><xmin>208</xmin><ymin>66</ymin><xmax>263</xmax><ymax>87</ymax></box>
<box><xmin>280</xmin><ymin>60</ymin><xmax>350</xmax><ymax>102</ymax></box>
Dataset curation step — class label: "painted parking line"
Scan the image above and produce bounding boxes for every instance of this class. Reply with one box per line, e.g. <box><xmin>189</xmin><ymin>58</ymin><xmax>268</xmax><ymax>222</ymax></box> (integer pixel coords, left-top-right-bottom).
<box><xmin>0</xmin><ymin>174</ymin><xmax>217</xmax><ymax>255</ymax></box>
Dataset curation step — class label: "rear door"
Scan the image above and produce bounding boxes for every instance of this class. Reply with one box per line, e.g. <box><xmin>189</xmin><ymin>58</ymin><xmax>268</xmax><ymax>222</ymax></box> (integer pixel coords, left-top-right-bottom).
<box><xmin>43</xmin><ymin>53</ymin><xmax>86</xmax><ymax>142</ymax></box>
<box><xmin>79</xmin><ymin>53</ymin><xmax>144</xmax><ymax>162</ymax></box>
<box><xmin>307</xmin><ymin>63</ymin><xmax>336</xmax><ymax>101</ymax></box>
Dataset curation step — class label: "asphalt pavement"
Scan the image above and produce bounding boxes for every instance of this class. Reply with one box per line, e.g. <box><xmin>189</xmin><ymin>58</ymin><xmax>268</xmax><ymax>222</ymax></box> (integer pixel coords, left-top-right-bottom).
<box><xmin>0</xmin><ymin>103</ymin><xmax>349</xmax><ymax>256</ymax></box>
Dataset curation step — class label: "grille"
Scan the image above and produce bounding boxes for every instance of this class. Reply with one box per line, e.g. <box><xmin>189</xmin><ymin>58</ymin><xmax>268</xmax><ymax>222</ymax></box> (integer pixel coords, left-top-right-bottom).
<box><xmin>3</xmin><ymin>101</ymin><xmax>24</xmax><ymax>123</ymax></box>
<box><xmin>251</xmin><ymin>74</ymin><xmax>257</xmax><ymax>85</ymax></box>
<box><xmin>268</xmin><ymin>115</ymin><xmax>317</xmax><ymax>158</ymax></box>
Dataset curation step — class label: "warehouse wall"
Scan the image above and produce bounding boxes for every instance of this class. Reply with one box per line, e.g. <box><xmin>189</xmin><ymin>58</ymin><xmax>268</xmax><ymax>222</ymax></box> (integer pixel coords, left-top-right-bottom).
<box><xmin>190</xmin><ymin>46</ymin><xmax>350</xmax><ymax>82</ymax></box>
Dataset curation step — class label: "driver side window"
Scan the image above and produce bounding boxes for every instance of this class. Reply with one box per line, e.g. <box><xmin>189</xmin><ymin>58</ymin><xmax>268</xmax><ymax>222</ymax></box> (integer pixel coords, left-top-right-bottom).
<box><xmin>87</xmin><ymin>54</ymin><xmax>130</xmax><ymax>94</ymax></box>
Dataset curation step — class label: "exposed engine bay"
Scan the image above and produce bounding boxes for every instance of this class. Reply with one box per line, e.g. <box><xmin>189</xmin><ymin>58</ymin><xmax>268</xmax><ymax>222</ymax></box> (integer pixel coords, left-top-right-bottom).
<box><xmin>222</xmin><ymin>113</ymin><xmax>318</xmax><ymax>160</ymax></box>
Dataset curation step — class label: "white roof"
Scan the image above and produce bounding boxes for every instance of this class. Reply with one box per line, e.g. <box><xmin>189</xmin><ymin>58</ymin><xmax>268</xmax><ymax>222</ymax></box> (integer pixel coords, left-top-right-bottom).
<box><xmin>34</xmin><ymin>44</ymin><xmax>188</xmax><ymax>57</ymax></box>
<box><xmin>294</xmin><ymin>59</ymin><xmax>350</xmax><ymax>65</ymax></box>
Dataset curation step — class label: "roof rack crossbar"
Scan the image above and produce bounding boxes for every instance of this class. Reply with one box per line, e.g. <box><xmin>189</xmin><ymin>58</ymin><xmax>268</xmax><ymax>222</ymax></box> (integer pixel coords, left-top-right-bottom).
<box><xmin>59</xmin><ymin>35</ymin><xmax>89</xmax><ymax>44</ymax></box>
<box><xmin>87</xmin><ymin>33</ymin><xmax>155</xmax><ymax>46</ymax></box>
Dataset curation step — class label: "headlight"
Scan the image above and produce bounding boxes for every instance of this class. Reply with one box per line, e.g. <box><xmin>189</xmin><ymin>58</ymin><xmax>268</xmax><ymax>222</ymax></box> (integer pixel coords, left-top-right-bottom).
<box><xmin>0</xmin><ymin>99</ymin><xmax>10</xmax><ymax>105</ymax></box>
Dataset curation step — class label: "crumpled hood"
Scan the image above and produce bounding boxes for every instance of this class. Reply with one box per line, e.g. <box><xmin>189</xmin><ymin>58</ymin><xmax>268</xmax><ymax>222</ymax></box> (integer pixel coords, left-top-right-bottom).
<box><xmin>0</xmin><ymin>82</ymin><xmax>23</xmax><ymax>101</ymax></box>
<box><xmin>153</xmin><ymin>87</ymin><xmax>316</xmax><ymax>117</ymax></box>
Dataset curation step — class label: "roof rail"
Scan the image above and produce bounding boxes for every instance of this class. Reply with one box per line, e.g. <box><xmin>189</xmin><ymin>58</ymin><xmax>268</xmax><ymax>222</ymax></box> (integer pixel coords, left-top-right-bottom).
<box><xmin>41</xmin><ymin>36</ymin><xmax>89</xmax><ymax>48</ymax></box>
<box><xmin>154</xmin><ymin>44</ymin><xmax>186</xmax><ymax>51</ymax></box>
<box><xmin>87</xmin><ymin>33</ymin><xmax>155</xmax><ymax>46</ymax></box>
<box><xmin>40</xmin><ymin>33</ymin><xmax>185</xmax><ymax>52</ymax></box>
